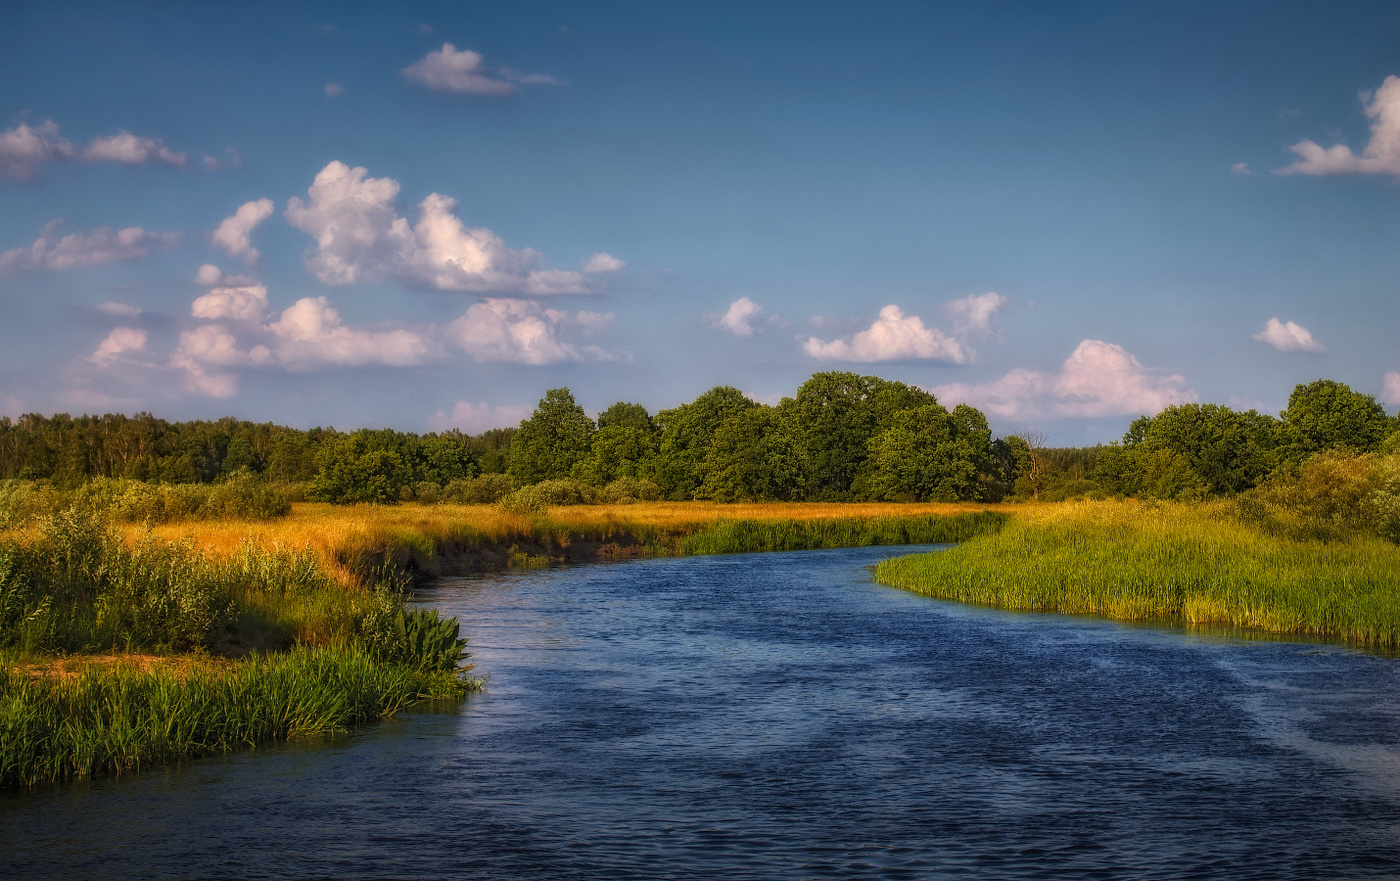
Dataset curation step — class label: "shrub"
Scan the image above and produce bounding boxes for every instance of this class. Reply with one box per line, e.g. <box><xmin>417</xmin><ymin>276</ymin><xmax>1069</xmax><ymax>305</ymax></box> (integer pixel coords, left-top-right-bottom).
<box><xmin>600</xmin><ymin>476</ymin><xmax>662</xmax><ymax>503</ymax></box>
<box><xmin>1237</xmin><ymin>450</ymin><xmax>1400</xmax><ymax>543</ymax></box>
<box><xmin>441</xmin><ymin>474</ymin><xmax>516</xmax><ymax>504</ymax></box>
<box><xmin>497</xmin><ymin>479</ymin><xmax>598</xmax><ymax>513</ymax></box>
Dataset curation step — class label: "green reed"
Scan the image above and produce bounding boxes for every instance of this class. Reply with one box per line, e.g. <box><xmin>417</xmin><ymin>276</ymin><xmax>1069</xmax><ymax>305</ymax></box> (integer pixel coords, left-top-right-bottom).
<box><xmin>875</xmin><ymin>500</ymin><xmax>1400</xmax><ymax>647</ymax></box>
<box><xmin>0</xmin><ymin>642</ymin><xmax>475</xmax><ymax>789</ymax></box>
<box><xmin>678</xmin><ymin>512</ymin><xmax>1007</xmax><ymax>556</ymax></box>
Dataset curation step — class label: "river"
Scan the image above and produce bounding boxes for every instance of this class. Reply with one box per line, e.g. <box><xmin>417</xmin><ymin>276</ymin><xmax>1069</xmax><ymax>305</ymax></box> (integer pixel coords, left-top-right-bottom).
<box><xmin>4</xmin><ymin>545</ymin><xmax>1400</xmax><ymax>879</ymax></box>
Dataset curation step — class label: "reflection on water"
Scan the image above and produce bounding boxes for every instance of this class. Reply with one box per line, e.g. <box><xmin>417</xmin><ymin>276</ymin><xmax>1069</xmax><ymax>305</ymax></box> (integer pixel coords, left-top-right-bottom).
<box><xmin>5</xmin><ymin>546</ymin><xmax>1400</xmax><ymax>879</ymax></box>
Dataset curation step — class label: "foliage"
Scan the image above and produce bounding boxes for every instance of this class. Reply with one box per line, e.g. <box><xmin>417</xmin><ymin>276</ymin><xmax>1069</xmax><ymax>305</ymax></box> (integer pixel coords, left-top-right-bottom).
<box><xmin>599</xmin><ymin>476</ymin><xmax>663</xmax><ymax>503</ymax></box>
<box><xmin>572</xmin><ymin>402</ymin><xmax>660</xmax><ymax>486</ymax></box>
<box><xmin>387</xmin><ymin>607</ymin><xmax>470</xmax><ymax>673</ymax></box>
<box><xmin>653</xmin><ymin>386</ymin><xmax>758</xmax><ymax>499</ymax></box>
<box><xmin>498</xmin><ymin>478</ymin><xmax>599</xmax><ymax>513</ymax></box>
<box><xmin>1283</xmin><ymin>379</ymin><xmax>1390</xmax><ymax>457</ymax></box>
<box><xmin>1237</xmin><ymin>450</ymin><xmax>1400</xmax><ymax>543</ymax></box>
<box><xmin>0</xmin><ymin>475</ymin><xmax>291</xmax><ymax>525</ymax></box>
<box><xmin>864</xmin><ymin>404</ymin><xmax>993</xmax><ymax>501</ymax></box>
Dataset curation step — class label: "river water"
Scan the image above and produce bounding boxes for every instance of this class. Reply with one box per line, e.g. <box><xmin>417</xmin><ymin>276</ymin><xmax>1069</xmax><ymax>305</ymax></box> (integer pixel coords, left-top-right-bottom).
<box><xmin>4</xmin><ymin>545</ymin><xmax>1400</xmax><ymax>879</ymax></box>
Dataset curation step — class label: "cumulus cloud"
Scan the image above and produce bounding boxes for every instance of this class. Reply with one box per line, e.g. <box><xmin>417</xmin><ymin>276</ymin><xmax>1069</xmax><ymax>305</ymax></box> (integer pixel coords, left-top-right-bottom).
<box><xmin>1231</xmin><ymin>162</ymin><xmax>1255</xmax><ymax>177</ymax></box>
<box><xmin>202</xmin><ymin>148</ymin><xmax>242</xmax><ymax>171</ymax></box>
<box><xmin>428</xmin><ymin>401</ymin><xmax>533</xmax><ymax>434</ymax></box>
<box><xmin>83</xmin><ymin>132</ymin><xmax>185</xmax><ymax>167</ymax></box>
<box><xmin>325</xmin><ymin>82</ymin><xmax>344</xmax><ymax>98</ymax></box>
<box><xmin>268</xmin><ymin>297</ymin><xmax>435</xmax><ymax>368</ymax></box>
<box><xmin>0</xmin><ymin>120</ymin><xmax>74</xmax><ymax>180</ymax></box>
<box><xmin>88</xmin><ymin>327</ymin><xmax>148</xmax><ymax>367</ymax></box>
<box><xmin>804</xmin><ymin>304</ymin><xmax>969</xmax><ymax>363</ymax></box>
<box><xmin>191</xmin><ymin>282</ymin><xmax>270</xmax><ymax>323</ymax></box>
<box><xmin>446</xmin><ymin>299</ymin><xmax>619</xmax><ymax>364</ymax></box>
<box><xmin>934</xmin><ymin>339</ymin><xmax>1195</xmax><ymax>419</ymax></box>
<box><xmin>716</xmin><ymin>297</ymin><xmax>764</xmax><ymax>337</ymax></box>
<box><xmin>582</xmin><ymin>252</ymin><xmax>625</xmax><ymax>273</ymax></box>
<box><xmin>1381</xmin><ymin>372</ymin><xmax>1400</xmax><ymax>407</ymax></box>
<box><xmin>402</xmin><ymin>44</ymin><xmax>564</xmax><ymax>95</ymax></box>
<box><xmin>1276</xmin><ymin>75</ymin><xmax>1400</xmax><ymax>176</ymax></box>
<box><xmin>211</xmin><ymin>198</ymin><xmax>275</xmax><ymax>264</ymax></box>
<box><xmin>0</xmin><ymin>223</ymin><xmax>179</xmax><ymax>275</ymax></box>
<box><xmin>195</xmin><ymin>263</ymin><xmax>224</xmax><ymax>286</ymax></box>
<box><xmin>0</xmin><ymin>120</ymin><xmax>189</xmax><ymax>179</ymax></box>
<box><xmin>945</xmin><ymin>291</ymin><xmax>1005</xmax><ymax>337</ymax></box>
<box><xmin>1253</xmin><ymin>317</ymin><xmax>1325</xmax><ymax>354</ymax></box>
<box><xmin>285</xmin><ymin>160</ymin><xmax>590</xmax><ymax>294</ymax></box>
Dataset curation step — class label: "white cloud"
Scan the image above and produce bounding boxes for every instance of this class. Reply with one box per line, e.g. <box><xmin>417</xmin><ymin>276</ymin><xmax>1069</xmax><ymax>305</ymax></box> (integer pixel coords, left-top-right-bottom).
<box><xmin>325</xmin><ymin>82</ymin><xmax>344</xmax><ymax>98</ymax></box>
<box><xmin>1383</xmin><ymin>372</ymin><xmax>1400</xmax><ymax>407</ymax></box>
<box><xmin>804</xmin><ymin>304</ymin><xmax>969</xmax><ymax>363</ymax></box>
<box><xmin>0</xmin><ymin>120</ymin><xmax>191</xmax><ymax>179</ymax></box>
<box><xmin>717</xmin><ymin>297</ymin><xmax>763</xmax><ymax>337</ymax></box>
<box><xmin>428</xmin><ymin>401</ymin><xmax>533</xmax><ymax>434</ymax></box>
<box><xmin>0</xmin><ymin>120</ymin><xmax>74</xmax><ymax>180</ymax></box>
<box><xmin>285</xmin><ymin>160</ymin><xmax>590</xmax><ymax>294</ymax></box>
<box><xmin>944</xmin><ymin>291</ymin><xmax>1005</xmax><ymax>337</ymax></box>
<box><xmin>446</xmin><ymin>298</ymin><xmax>619</xmax><ymax>364</ymax></box>
<box><xmin>1276</xmin><ymin>75</ymin><xmax>1400</xmax><ymax>176</ymax></box>
<box><xmin>934</xmin><ymin>339</ymin><xmax>1196</xmax><ymax>419</ymax></box>
<box><xmin>195</xmin><ymin>263</ymin><xmax>224</xmax><ymax>286</ymax></box>
<box><xmin>211</xmin><ymin>198</ymin><xmax>275</xmax><ymax>264</ymax></box>
<box><xmin>95</xmin><ymin>301</ymin><xmax>142</xmax><ymax>317</ymax></box>
<box><xmin>0</xmin><ymin>223</ymin><xmax>179</xmax><ymax>275</ymax></box>
<box><xmin>89</xmin><ymin>327</ymin><xmax>148</xmax><ymax>366</ymax></box>
<box><xmin>402</xmin><ymin>43</ymin><xmax>563</xmax><ymax>95</ymax></box>
<box><xmin>1252</xmin><ymin>317</ymin><xmax>1325</xmax><ymax>354</ymax></box>
<box><xmin>83</xmin><ymin>132</ymin><xmax>185</xmax><ymax>167</ymax></box>
<box><xmin>1231</xmin><ymin>162</ymin><xmax>1255</xmax><ymax>177</ymax></box>
<box><xmin>191</xmin><ymin>282</ymin><xmax>270</xmax><ymax>323</ymax></box>
<box><xmin>268</xmin><ymin>297</ymin><xmax>435</xmax><ymax>368</ymax></box>
<box><xmin>582</xmin><ymin>252</ymin><xmax>625</xmax><ymax>273</ymax></box>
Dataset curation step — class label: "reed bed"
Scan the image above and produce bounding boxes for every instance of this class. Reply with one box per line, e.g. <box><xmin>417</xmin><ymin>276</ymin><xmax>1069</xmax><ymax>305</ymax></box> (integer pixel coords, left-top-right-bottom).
<box><xmin>679</xmin><ymin>512</ymin><xmax>1006</xmax><ymax>555</ymax></box>
<box><xmin>875</xmin><ymin>499</ymin><xmax>1400</xmax><ymax>647</ymax></box>
<box><xmin>0</xmin><ymin>642</ymin><xmax>471</xmax><ymax>789</ymax></box>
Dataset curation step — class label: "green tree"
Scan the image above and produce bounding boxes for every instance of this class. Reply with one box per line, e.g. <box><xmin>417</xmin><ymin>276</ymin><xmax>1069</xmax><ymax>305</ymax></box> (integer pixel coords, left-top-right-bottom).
<box><xmin>572</xmin><ymin>402</ymin><xmax>659</xmax><ymax>486</ymax></box>
<box><xmin>697</xmin><ymin>406</ymin><xmax>803</xmax><ymax>501</ymax></box>
<box><xmin>653</xmin><ymin>387</ymin><xmax>758</xmax><ymax>499</ymax></box>
<box><xmin>308</xmin><ymin>434</ymin><xmax>413</xmax><ymax>504</ymax></box>
<box><xmin>507</xmin><ymin>388</ymin><xmax>595</xmax><ymax>485</ymax></box>
<box><xmin>864</xmin><ymin>403</ymin><xmax>990</xmax><ymax>501</ymax></box>
<box><xmin>1284</xmin><ymin>380</ymin><xmax>1390</xmax><ymax>457</ymax></box>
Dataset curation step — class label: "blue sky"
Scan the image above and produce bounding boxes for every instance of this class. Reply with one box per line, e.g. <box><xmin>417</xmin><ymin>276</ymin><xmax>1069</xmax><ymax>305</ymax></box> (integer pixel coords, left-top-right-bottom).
<box><xmin>2</xmin><ymin>1</ymin><xmax>1399</xmax><ymax>444</ymax></box>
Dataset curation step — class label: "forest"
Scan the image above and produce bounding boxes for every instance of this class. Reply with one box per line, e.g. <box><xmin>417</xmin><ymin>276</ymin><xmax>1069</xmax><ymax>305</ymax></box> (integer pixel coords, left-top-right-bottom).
<box><xmin>2</xmin><ymin>373</ymin><xmax>1397</xmax><ymax>512</ymax></box>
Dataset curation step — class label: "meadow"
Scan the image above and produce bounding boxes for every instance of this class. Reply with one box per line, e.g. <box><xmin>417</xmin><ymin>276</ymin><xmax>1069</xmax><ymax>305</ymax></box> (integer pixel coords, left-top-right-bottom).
<box><xmin>875</xmin><ymin>499</ymin><xmax>1400</xmax><ymax>648</ymax></box>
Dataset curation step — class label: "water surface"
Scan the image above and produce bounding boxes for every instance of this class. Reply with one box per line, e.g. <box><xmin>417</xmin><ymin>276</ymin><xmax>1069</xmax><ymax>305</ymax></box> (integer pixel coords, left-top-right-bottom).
<box><xmin>5</xmin><ymin>545</ymin><xmax>1400</xmax><ymax>879</ymax></box>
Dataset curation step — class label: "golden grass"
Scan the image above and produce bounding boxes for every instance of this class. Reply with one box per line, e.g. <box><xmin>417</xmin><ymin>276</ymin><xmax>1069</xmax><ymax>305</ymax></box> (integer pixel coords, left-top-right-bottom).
<box><xmin>133</xmin><ymin>500</ymin><xmax>990</xmax><ymax>578</ymax></box>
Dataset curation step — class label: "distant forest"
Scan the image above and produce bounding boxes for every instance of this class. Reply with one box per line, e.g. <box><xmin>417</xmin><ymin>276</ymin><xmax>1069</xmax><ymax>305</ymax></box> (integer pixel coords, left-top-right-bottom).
<box><xmin>1</xmin><ymin>372</ymin><xmax>1396</xmax><ymax>505</ymax></box>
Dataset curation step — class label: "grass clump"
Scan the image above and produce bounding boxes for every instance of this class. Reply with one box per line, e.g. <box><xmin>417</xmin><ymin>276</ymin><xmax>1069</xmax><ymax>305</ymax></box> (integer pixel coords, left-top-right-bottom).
<box><xmin>875</xmin><ymin>499</ymin><xmax>1400</xmax><ymax>648</ymax></box>
<box><xmin>0</xmin><ymin>642</ymin><xmax>471</xmax><ymax>789</ymax></box>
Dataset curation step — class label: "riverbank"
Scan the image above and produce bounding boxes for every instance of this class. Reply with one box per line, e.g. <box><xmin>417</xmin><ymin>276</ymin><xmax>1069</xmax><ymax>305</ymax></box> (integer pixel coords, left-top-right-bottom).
<box><xmin>135</xmin><ymin>500</ymin><xmax>1005</xmax><ymax>582</ymax></box>
<box><xmin>875</xmin><ymin>499</ymin><xmax>1400</xmax><ymax>648</ymax></box>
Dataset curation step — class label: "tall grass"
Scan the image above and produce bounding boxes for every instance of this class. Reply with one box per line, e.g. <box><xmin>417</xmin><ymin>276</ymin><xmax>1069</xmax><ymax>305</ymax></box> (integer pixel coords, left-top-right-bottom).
<box><xmin>875</xmin><ymin>499</ymin><xmax>1400</xmax><ymax>647</ymax></box>
<box><xmin>679</xmin><ymin>511</ymin><xmax>1006</xmax><ymax>555</ymax></box>
<box><xmin>0</xmin><ymin>642</ymin><xmax>472</xmax><ymax>789</ymax></box>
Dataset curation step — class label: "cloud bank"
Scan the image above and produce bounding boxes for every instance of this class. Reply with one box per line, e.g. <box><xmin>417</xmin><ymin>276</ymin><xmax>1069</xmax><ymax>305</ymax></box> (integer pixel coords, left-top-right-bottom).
<box><xmin>0</xmin><ymin>120</ymin><xmax>187</xmax><ymax>180</ymax></box>
<box><xmin>934</xmin><ymin>339</ymin><xmax>1196</xmax><ymax>419</ymax></box>
<box><xmin>0</xmin><ymin>223</ymin><xmax>179</xmax><ymax>274</ymax></box>
<box><xmin>285</xmin><ymin>161</ymin><xmax>591</xmax><ymax>294</ymax></box>
<box><xmin>429</xmin><ymin>401</ymin><xmax>533</xmax><ymax>434</ymax></box>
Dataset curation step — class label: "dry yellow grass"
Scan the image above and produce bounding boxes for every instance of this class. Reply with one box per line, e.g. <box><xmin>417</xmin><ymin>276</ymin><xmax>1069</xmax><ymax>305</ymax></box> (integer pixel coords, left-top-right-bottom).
<box><xmin>130</xmin><ymin>499</ymin><xmax>991</xmax><ymax>579</ymax></box>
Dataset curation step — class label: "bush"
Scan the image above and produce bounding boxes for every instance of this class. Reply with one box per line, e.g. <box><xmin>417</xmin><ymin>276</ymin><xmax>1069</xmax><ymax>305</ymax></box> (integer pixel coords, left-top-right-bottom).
<box><xmin>1237</xmin><ymin>450</ymin><xmax>1400</xmax><ymax>543</ymax></box>
<box><xmin>441</xmin><ymin>474</ymin><xmax>516</xmax><ymax>504</ymax></box>
<box><xmin>600</xmin><ymin>476</ymin><xmax>662</xmax><ymax>503</ymax></box>
<box><xmin>497</xmin><ymin>479</ymin><xmax>598</xmax><ymax>514</ymax></box>
<box><xmin>0</xmin><ymin>476</ymin><xmax>291</xmax><ymax>525</ymax></box>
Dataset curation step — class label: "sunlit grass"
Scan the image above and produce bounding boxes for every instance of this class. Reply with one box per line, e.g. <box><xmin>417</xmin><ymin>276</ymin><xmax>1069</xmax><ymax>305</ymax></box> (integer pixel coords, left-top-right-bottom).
<box><xmin>875</xmin><ymin>499</ymin><xmax>1400</xmax><ymax>647</ymax></box>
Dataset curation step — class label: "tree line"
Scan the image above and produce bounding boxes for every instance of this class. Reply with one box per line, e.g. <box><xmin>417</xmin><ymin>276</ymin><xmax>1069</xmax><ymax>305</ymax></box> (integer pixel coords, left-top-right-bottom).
<box><xmin>1</xmin><ymin>374</ymin><xmax>1395</xmax><ymax>505</ymax></box>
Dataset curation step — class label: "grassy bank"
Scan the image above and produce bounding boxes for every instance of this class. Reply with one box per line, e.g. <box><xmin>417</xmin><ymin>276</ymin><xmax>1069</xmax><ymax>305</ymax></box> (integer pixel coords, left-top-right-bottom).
<box><xmin>0</xmin><ymin>510</ymin><xmax>477</xmax><ymax>788</ymax></box>
<box><xmin>0</xmin><ymin>642</ymin><xmax>467</xmax><ymax>789</ymax></box>
<box><xmin>875</xmin><ymin>500</ymin><xmax>1400</xmax><ymax>648</ymax></box>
